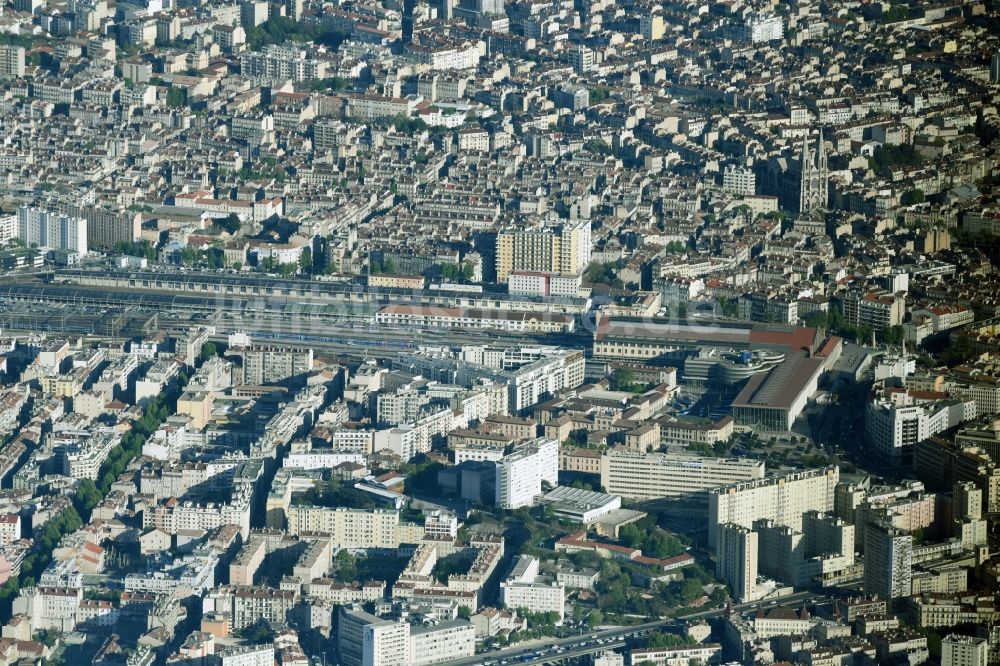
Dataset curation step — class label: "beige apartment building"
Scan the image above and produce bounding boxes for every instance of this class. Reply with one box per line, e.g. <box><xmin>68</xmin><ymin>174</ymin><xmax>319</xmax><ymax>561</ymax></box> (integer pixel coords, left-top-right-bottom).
<box><xmin>495</xmin><ymin>219</ymin><xmax>591</xmax><ymax>282</ymax></box>
<box><xmin>284</xmin><ymin>506</ymin><xmax>422</xmax><ymax>548</ymax></box>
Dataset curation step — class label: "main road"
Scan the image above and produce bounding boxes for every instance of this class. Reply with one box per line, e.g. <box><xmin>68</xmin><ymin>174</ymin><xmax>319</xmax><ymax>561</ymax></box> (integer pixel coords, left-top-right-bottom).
<box><xmin>438</xmin><ymin>591</ymin><xmax>819</xmax><ymax>666</ymax></box>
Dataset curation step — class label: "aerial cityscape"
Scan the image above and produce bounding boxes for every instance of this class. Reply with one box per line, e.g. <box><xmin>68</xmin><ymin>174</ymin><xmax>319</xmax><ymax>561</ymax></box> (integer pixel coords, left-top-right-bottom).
<box><xmin>0</xmin><ymin>0</ymin><xmax>998</xmax><ymax>664</ymax></box>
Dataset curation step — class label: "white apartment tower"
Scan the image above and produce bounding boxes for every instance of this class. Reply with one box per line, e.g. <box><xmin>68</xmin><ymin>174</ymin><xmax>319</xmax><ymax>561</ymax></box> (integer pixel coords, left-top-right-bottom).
<box><xmin>722</xmin><ymin>165</ymin><xmax>756</xmax><ymax>196</ymax></box>
<box><xmin>741</xmin><ymin>13</ymin><xmax>784</xmax><ymax>43</ymax></box>
<box><xmin>366</xmin><ymin>621</ymin><xmax>411</xmax><ymax>666</ymax></box>
<box><xmin>495</xmin><ymin>438</ymin><xmax>559</xmax><ymax>509</ymax></box>
<box><xmin>639</xmin><ymin>12</ymin><xmax>664</xmax><ymax>40</ymax></box>
<box><xmin>340</xmin><ymin>608</ymin><xmax>411</xmax><ymax>666</ymax></box>
<box><xmin>17</xmin><ymin>207</ymin><xmax>88</xmax><ymax>255</ymax></box>
<box><xmin>237</xmin><ymin>346</ymin><xmax>314</xmax><ymax>385</ymax></box>
<box><xmin>500</xmin><ymin>555</ymin><xmax>565</xmax><ymax>623</ymax></box>
<box><xmin>0</xmin><ymin>45</ymin><xmax>25</xmax><ymax>79</ymax></box>
<box><xmin>217</xmin><ymin>645</ymin><xmax>275</xmax><ymax>666</ymax></box>
<box><xmin>708</xmin><ymin>467</ymin><xmax>839</xmax><ymax>549</ymax></box>
<box><xmin>716</xmin><ymin>523</ymin><xmax>758</xmax><ymax>603</ymax></box>
<box><xmin>941</xmin><ymin>634</ymin><xmax>988</xmax><ymax>666</ymax></box>
<box><xmin>568</xmin><ymin>45</ymin><xmax>594</xmax><ymax>74</ymax></box>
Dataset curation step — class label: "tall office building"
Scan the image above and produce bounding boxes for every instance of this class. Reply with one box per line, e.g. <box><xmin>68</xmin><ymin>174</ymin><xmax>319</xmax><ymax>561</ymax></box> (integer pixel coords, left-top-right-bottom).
<box><xmin>0</xmin><ymin>45</ymin><xmax>25</xmax><ymax>79</ymax></box>
<box><xmin>716</xmin><ymin>523</ymin><xmax>758</xmax><ymax>603</ymax></box>
<box><xmin>863</xmin><ymin>522</ymin><xmax>912</xmax><ymax>600</ymax></box>
<box><xmin>941</xmin><ymin>634</ymin><xmax>988</xmax><ymax>666</ymax></box>
<box><xmin>495</xmin><ymin>219</ymin><xmax>591</xmax><ymax>282</ymax></box>
<box><xmin>16</xmin><ymin>207</ymin><xmax>88</xmax><ymax>255</ymax></box>
<box><xmin>991</xmin><ymin>51</ymin><xmax>1000</xmax><ymax>84</ymax></box>
<box><xmin>708</xmin><ymin>467</ymin><xmax>839</xmax><ymax>549</ymax></box>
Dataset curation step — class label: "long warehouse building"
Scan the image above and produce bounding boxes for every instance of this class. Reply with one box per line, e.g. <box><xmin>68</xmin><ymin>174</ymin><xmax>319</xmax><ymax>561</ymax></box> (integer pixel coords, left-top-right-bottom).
<box><xmin>592</xmin><ymin>317</ymin><xmax>822</xmax><ymax>360</ymax></box>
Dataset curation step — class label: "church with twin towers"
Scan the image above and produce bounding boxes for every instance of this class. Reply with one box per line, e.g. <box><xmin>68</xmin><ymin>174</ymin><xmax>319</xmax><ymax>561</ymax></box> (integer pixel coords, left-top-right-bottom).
<box><xmin>756</xmin><ymin>130</ymin><xmax>830</xmax><ymax>217</ymax></box>
<box><xmin>799</xmin><ymin>130</ymin><xmax>829</xmax><ymax>217</ymax></box>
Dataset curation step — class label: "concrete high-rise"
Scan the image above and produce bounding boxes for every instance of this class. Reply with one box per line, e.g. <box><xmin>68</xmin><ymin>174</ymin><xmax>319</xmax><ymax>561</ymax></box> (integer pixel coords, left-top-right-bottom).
<box><xmin>495</xmin><ymin>219</ymin><xmax>591</xmax><ymax>282</ymax></box>
<box><xmin>53</xmin><ymin>203</ymin><xmax>140</xmax><ymax>249</ymax></box>
<box><xmin>716</xmin><ymin>523</ymin><xmax>758</xmax><ymax>603</ymax></box>
<box><xmin>707</xmin><ymin>467</ymin><xmax>839</xmax><ymax>549</ymax></box>
<box><xmin>494</xmin><ymin>438</ymin><xmax>558</xmax><ymax>509</ymax></box>
<box><xmin>339</xmin><ymin>608</ymin><xmax>410</xmax><ymax>666</ymax></box>
<box><xmin>802</xmin><ymin>510</ymin><xmax>854</xmax><ymax>559</ymax></box>
<box><xmin>639</xmin><ymin>12</ymin><xmax>664</xmax><ymax>40</ymax></box>
<box><xmin>0</xmin><ymin>45</ymin><xmax>25</xmax><ymax>79</ymax></box>
<box><xmin>941</xmin><ymin>634</ymin><xmax>988</xmax><ymax>666</ymax></box>
<box><xmin>234</xmin><ymin>345</ymin><xmax>314</xmax><ymax>384</ymax></box>
<box><xmin>568</xmin><ymin>45</ymin><xmax>594</xmax><ymax>74</ymax></box>
<box><xmin>477</xmin><ymin>0</ymin><xmax>503</xmax><ymax>15</ymax></box>
<box><xmin>722</xmin><ymin>165</ymin><xmax>756</xmax><ymax>195</ymax></box>
<box><xmin>754</xmin><ymin>511</ymin><xmax>856</xmax><ymax>587</ymax></box>
<box><xmin>863</xmin><ymin>522</ymin><xmax>912</xmax><ymax>600</ymax></box>
<box><xmin>340</xmin><ymin>607</ymin><xmax>474</xmax><ymax>666</ymax></box>
<box><xmin>402</xmin><ymin>0</ymin><xmax>415</xmax><ymax>42</ymax></box>
<box><xmin>951</xmin><ymin>481</ymin><xmax>989</xmax><ymax>549</ymax></box>
<box><xmin>16</xmin><ymin>207</ymin><xmax>88</xmax><ymax>255</ymax></box>
<box><xmin>740</xmin><ymin>13</ymin><xmax>784</xmax><ymax>43</ymax></box>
